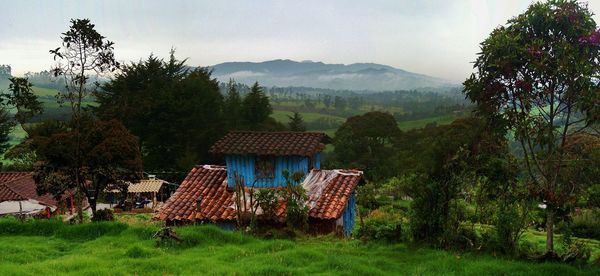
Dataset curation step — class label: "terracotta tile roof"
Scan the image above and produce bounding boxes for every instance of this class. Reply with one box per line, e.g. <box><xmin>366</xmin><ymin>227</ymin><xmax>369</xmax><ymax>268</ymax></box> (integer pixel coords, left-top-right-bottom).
<box><xmin>155</xmin><ymin>166</ymin><xmax>362</xmax><ymax>222</ymax></box>
<box><xmin>0</xmin><ymin>173</ymin><xmax>73</xmax><ymax>207</ymax></box>
<box><xmin>0</xmin><ymin>185</ymin><xmax>27</xmax><ymax>202</ymax></box>
<box><xmin>155</xmin><ymin>165</ymin><xmax>231</xmax><ymax>221</ymax></box>
<box><xmin>0</xmin><ymin>172</ymin><xmax>30</xmax><ymax>184</ymax></box>
<box><xmin>209</xmin><ymin>131</ymin><xmax>327</xmax><ymax>157</ymax></box>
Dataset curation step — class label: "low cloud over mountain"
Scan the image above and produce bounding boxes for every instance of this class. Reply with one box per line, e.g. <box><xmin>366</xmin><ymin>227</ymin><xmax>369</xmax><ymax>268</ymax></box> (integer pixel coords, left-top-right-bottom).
<box><xmin>209</xmin><ymin>59</ymin><xmax>457</xmax><ymax>91</ymax></box>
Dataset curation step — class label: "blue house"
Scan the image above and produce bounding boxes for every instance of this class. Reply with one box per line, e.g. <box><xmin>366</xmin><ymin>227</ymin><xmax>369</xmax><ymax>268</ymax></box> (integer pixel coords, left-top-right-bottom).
<box><xmin>156</xmin><ymin>131</ymin><xmax>363</xmax><ymax>237</ymax></box>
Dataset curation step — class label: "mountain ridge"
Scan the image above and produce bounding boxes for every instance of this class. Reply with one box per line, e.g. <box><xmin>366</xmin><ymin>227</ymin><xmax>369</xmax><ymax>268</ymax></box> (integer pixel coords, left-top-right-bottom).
<box><xmin>208</xmin><ymin>59</ymin><xmax>457</xmax><ymax>91</ymax></box>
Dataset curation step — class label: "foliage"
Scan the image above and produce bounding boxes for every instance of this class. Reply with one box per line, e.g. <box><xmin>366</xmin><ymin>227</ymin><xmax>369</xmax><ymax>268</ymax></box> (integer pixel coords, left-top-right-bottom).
<box><xmin>3</xmin><ymin>77</ymin><xmax>43</xmax><ymax>125</ymax></box>
<box><xmin>280</xmin><ymin>170</ymin><xmax>308</xmax><ymax>230</ymax></box>
<box><xmin>463</xmin><ymin>0</ymin><xmax>600</xmax><ymax>253</ymax></box>
<box><xmin>91</xmin><ymin>209</ymin><xmax>115</xmax><ymax>222</ymax></box>
<box><xmin>254</xmin><ymin>189</ymin><xmax>278</xmax><ymax>219</ymax></box>
<box><xmin>287</xmin><ymin>111</ymin><xmax>306</xmax><ymax>132</ymax></box>
<box><xmin>30</xmin><ymin>117</ymin><xmax>142</xmax><ymax>215</ymax></box>
<box><xmin>356</xmin><ymin>209</ymin><xmax>403</xmax><ymax>242</ymax></box>
<box><xmin>0</xmin><ymin>108</ymin><xmax>13</xmax><ymax>159</ymax></box>
<box><xmin>242</xmin><ymin>82</ymin><xmax>272</xmax><ymax>129</ymax></box>
<box><xmin>562</xmin><ymin>210</ymin><xmax>600</xmax><ymax>240</ymax></box>
<box><xmin>223</xmin><ymin>79</ymin><xmax>243</xmax><ymax>129</ymax></box>
<box><xmin>95</xmin><ymin>52</ymin><xmax>224</xmax><ymax>175</ymax></box>
<box><xmin>46</xmin><ymin>18</ymin><xmax>121</xmax><ymax>222</ymax></box>
<box><xmin>333</xmin><ymin>111</ymin><xmax>401</xmax><ymax>181</ymax></box>
<box><xmin>399</xmin><ymin>117</ymin><xmax>509</xmax><ymax>248</ymax></box>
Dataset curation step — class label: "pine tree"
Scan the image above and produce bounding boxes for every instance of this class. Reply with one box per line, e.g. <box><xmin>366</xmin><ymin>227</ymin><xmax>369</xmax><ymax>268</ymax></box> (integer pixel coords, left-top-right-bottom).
<box><xmin>287</xmin><ymin>111</ymin><xmax>306</xmax><ymax>132</ymax></box>
<box><xmin>224</xmin><ymin>79</ymin><xmax>242</xmax><ymax>129</ymax></box>
<box><xmin>241</xmin><ymin>82</ymin><xmax>272</xmax><ymax>129</ymax></box>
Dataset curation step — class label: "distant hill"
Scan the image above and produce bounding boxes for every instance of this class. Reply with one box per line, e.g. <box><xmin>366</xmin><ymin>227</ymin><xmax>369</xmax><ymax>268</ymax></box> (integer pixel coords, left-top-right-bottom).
<box><xmin>209</xmin><ymin>59</ymin><xmax>457</xmax><ymax>91</ymax></box>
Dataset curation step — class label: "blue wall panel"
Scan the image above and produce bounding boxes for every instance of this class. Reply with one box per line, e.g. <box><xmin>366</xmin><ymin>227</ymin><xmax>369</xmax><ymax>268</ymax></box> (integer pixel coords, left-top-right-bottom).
<box><xmin>226</xmin><ymin>154</ymin><xmax>316</xmax><ymax>188</ymax></box>
<box><xmin>342</xmin><ymin>190</ymin><xmax>356</xmax><ymax>237</ymax></box>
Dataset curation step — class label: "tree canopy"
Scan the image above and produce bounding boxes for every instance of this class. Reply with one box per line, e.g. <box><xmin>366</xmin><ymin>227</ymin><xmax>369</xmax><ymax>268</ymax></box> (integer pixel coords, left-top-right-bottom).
<box><xmin>463</xmin><ymin>0</ymin><xmax>600</xmax><ymax>253</ymax></box>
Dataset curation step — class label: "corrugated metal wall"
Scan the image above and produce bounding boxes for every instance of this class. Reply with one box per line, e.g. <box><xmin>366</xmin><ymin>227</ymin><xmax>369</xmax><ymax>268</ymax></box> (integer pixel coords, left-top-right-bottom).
<box><xmin>342</xmin><ymin>190</ymin><xmax>356</xmax><ymax>237</ymax></box>
<box><xmin>225</xmin><ymin>154</ymin><xmax>321</xmax><ymax>188</ymax></box>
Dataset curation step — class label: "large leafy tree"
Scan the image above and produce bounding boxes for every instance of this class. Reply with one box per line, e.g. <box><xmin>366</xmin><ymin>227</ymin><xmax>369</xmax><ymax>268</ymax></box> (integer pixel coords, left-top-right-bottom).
<box><xmin>95</xmin><ymin>53</ymin><xmax>225</xmax><ymax>174</ymax></box>
<box><xmin>333</xmin><ymin>111</ymin><xmax>401</xmax><ymax>180</ymax></box>
<box><xmin>47</xmin><ymin>18</ymin><xmax>120</xmax><ymax>222</ymax></box>
<box><xmin>31</xmin><ymin>117</ymin><xmax>142</xmax><ymax>216</ymax></box>
<box><xmin>463</xmin><ymin>0</ymin><xmax>600</xmax><ymax>253</ymax></box>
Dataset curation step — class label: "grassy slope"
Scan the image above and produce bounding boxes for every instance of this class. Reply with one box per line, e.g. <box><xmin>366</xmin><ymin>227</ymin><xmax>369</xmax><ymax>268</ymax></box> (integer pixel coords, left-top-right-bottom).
<box><xmin>0</xmin><ymin>219</ymin><xmax>598</xmax><ymax>275</ymax></box>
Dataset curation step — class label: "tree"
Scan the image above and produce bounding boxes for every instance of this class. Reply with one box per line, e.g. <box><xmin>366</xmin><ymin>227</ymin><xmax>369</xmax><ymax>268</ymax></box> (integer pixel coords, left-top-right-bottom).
<box><xmin>96</xmin><ymin>53</ymin><xmax>225</xmax><ymax>175</ymax></box>
<box><xmin>333</xmin><ymin>111</ymin><xmax>401</xmax><ymax>180</ymax></box>
<box><xmin>287</xmin><ymin>111</ymin><xmax>306</xmax><ymax>132</ymax></box>
<box><xmin>323</xmin><ymin>95</ymin><xmax>332</xmax><ymax>109</ymax></box>
<box><xmin>4</xmin><ymin>77</ymin><xmax>43</xmax><ymax>125</ymax></box>
<box><xmin>224</xmin><ymin>79</ymin><xmax>243</xmax><ymax>129</ymax></box>
<box><xmin>242</xmin><ymin>82</ymin><xmax>272</xmax><ymax>129</ymax></box>
<box><xmin>334</xmin><ymin>96</ymin><xmax>346</xmax><ymax>112</ymax></box>
<box><xmin>49</xmin><ymin>18</ymin><xmax>119</xmax><ymax>222</ymax></box>
<box><xmin>31</xmin><ymin>117</ymin><xmax>142</xmax><ymax>216</ymax></box>
<box><xmin>463</xmin><ymin>0</ymin><xmax>600</xmax><ymax>253</ymax></box>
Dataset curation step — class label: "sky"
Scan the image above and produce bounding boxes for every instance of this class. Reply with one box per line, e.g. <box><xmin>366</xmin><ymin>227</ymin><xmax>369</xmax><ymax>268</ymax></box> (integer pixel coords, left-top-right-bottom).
<box><xmin>1</xmin><ymin>0</ymin><xmax>600</xmax><ymax>81</ymax></box>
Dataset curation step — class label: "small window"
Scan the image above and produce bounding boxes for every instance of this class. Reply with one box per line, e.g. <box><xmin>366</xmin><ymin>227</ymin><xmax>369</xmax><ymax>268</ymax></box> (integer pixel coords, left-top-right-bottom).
<box><xmin>255</xmin><ymin>156</ymin><xmax>275</xmax><ymax>179</ymax></box>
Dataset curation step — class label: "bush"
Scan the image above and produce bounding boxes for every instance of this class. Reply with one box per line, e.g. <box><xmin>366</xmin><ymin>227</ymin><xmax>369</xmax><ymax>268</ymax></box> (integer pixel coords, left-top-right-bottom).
<box><xmin>92</xmin><ymin>209</ymin><xmax>115</xmax><ymax>222</ymax></box>
<box><xmin>356</xmin><ymin>209</ymin><xmax>404</xmax><ymax>242</ymax></box>
<box><xmin>570</xmin><ymin>211</ymin><xmax>600</xmax><ymax>240</ymax></box>
<box><xmin>357</xmin><ymin>219</ymin><xmax>402</xmax><ymax>242</ymax></box>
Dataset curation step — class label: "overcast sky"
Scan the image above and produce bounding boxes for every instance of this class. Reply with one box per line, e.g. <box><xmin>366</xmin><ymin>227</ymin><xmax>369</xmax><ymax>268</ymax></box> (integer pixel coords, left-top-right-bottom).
<box><xmin>1</xmin><ymin>0</ymin><xmax>599</xmax><ymax>81</ymax></box>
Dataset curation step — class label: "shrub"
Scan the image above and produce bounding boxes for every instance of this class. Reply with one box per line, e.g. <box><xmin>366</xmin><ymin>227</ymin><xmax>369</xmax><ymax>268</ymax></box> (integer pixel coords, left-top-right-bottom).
<box><xmin>255</xmin><ymin>189</ymin><xmax>278</xmax><ymax>219</ymax></box>
<box><xmin>560</xmin><ymin>230</ymin><xmax>592</xmax><ymax>264</ymax></box>
<box><xmin>563</xmin><ymin>211</ymin><xmax>600</xmax><ymax>240</ymax></box>
<box><xmin>280</xmin><ymin>170</ymin><xmax>309</xmax><ymax>230</ymax></box>
<box><xmin>92</xmin><ymin>209</ymin><xmax>115</xmax><ymax>222</ymax></box>
<box><xmin>357</xmin><ymin>219</ymin><xmax>402</xmax><ymax>242</ymax></box>
<box><xmin>356</xmin><ymin>209</ymin><xmax>404</xmax><ymax>242</ymax></box>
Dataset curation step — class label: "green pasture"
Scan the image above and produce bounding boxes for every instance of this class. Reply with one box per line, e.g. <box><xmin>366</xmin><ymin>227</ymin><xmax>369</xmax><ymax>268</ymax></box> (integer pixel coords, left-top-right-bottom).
<box><xmin>0</xmin><ymin>218</ymin><xmax>598</xmax><ymax>275</ymax></box>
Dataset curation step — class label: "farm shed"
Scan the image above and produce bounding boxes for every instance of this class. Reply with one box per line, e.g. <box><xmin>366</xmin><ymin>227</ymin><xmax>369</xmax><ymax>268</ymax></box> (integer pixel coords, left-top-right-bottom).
<box><xmin>0</xmin><ymin>172</ymin><xmax>80</xmax><ymax>217</ymax></box>
<box><xmin>155</xmin><ymin>131</ymin><xmax>363</xmax><ymax>237</ymax></box>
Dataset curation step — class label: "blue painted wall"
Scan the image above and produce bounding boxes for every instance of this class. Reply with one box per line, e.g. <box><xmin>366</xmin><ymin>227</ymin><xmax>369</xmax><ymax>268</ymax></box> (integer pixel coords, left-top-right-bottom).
<box><xmin>342</xmin><ymin>190</ymin><xmax>356</xmax><ymax>237</ymax></box>
<box><xmin>225</xmin><ymin>154</ymin><xmax>321</xmax><ymax>188</ymax></box>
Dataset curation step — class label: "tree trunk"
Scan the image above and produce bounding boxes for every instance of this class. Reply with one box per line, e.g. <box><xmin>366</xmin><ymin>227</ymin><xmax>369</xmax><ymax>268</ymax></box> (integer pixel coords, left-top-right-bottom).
<box><xmin>76</xmin><ymin>188</ymin><xmax>84</xmax><ymax>224</ymax></box>
<box><xmin>546</xmin><ymin>207</ymin><xmax>554</xmax><ymax>253</ymax></box>
<box><xmin>90</xmin><ymin>198</ymin><xmax>97</xmax><ymax>218</ymax></box>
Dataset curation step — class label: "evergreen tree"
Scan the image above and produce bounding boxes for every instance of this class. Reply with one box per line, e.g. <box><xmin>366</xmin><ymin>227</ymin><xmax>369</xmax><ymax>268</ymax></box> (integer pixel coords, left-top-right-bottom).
<box><xmin>96</xmin><ymin>53</ymin><xmax>225</xmax><ymax>176</ymax></box>
<box><xmin>242</xmin><ymin>82</ymin><xmax>272</xmax><ymax>129</ymax></box>
<box><xmin>287</xmin><ymin>111</ymin><xmax>306</xmax><ymax>132</ymax></box>
<box><xmin>224</xmin><ymin>79</ymin><xmax>242</xmax><ymax>129</ymax></box>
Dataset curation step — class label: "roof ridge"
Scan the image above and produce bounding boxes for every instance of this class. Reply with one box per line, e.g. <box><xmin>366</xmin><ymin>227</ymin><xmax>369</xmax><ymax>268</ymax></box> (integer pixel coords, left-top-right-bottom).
<box><xmin>227</xmin><ymin>130</ymin><xmax>325</xmax><ymax>134</ymax></box>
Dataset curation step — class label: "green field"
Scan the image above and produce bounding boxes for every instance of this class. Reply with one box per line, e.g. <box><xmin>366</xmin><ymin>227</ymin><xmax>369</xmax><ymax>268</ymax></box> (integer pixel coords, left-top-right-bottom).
<box><xmin>271</xmin><ymin>110</ymin><xmax>345</xmax><ymax>124</ymax></box>
<box><xmin>397</xmin><ymin>114</ymin><xmax>461</xmax><ymax>131</ymax></box>
<box><xmin>0</xmin><ymin>218</ymin><xmax>597</xmax><ymax>275</ymax></box>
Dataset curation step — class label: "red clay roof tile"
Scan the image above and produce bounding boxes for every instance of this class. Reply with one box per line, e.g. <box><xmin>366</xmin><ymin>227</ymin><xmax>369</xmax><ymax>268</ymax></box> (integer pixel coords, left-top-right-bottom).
<box><xmin>209</xmin><ymin>131</ymin><xmax>327</xmax><ymax>157</ymax></box>
<box><xmin>155</xmin><ymin>166</ymin><xmax>362</xmax><ymax>222</ymax></box>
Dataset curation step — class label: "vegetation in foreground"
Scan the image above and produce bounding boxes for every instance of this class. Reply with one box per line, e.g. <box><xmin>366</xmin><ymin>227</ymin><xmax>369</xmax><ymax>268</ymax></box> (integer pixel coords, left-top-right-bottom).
<box><xmin>0</xmin><ymin>218</ymin><xmax>598</xmax><ymax>275</ymax></box>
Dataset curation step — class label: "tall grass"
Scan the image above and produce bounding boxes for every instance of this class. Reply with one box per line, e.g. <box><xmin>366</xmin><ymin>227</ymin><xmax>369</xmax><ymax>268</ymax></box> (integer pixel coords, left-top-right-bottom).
<box><xmin>0</xmin><ymin>218</ymin><xmax>598</xmax><ymax>275</ymax></box>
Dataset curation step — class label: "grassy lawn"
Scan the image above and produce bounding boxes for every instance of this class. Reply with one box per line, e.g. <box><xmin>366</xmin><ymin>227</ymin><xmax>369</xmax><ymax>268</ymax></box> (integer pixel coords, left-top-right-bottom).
<box><xmin>0</xmin><ymin>218</ymin><xmax>598</xmax><ymax>275</ymax></box>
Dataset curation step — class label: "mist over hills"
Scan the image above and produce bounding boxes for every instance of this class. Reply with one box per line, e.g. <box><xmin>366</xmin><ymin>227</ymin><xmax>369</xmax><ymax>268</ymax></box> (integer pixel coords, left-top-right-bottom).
<box><xmin>209</xmin><ymin>59</ymin><xmax>458</xmax><ymax>91</ymax></box>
